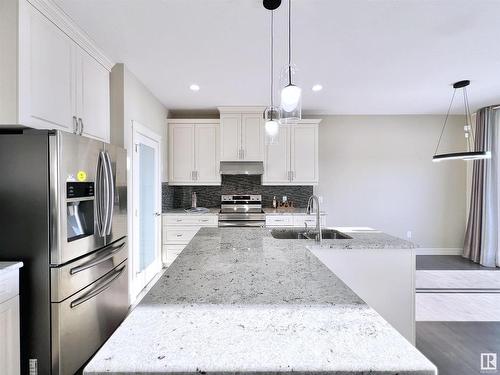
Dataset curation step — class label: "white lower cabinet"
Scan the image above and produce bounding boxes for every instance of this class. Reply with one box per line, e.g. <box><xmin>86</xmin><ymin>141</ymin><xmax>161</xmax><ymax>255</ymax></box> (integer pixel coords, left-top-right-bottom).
<box><xmin>0</xmin><ymin>268</ymin><xmax>21</xmax><ymax>375</ymax></box>
<box><xmin>265</xmin><ymin>214</ymin><xmax>327</xmax><ymax>228</ymax></box>
<box><xmin>263</xmin><ymin>120</ymin><xmax>320</xmax><ymax>185</ymax></box>
<box><xmin>162</xmin><ymin>214</ymin><xmax>218</xmax><ymax>266</ymax></box>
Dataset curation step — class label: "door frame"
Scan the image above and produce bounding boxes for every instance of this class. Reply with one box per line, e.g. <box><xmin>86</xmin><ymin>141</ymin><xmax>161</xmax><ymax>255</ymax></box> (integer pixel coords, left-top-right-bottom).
<box><xmin>130</xmin><ymin>120</ymin><xmax>162</xmax><ymax>301</ymax></box>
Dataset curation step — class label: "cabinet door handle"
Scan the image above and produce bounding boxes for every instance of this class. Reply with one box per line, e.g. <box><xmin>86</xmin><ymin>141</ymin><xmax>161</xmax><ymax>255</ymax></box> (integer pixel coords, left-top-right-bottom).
<box><xmin>195</xmin><ymin>171</ymin><xmax>198</xmax><ymax>180</ymax></box>
<box><xmin>72</xmin><ymin>116</ymin><xmax>78</xmax><ymax>134</ymax></box>
<box><xmin>291</xmin><ymin>171</ymin><xmax>295</xmax><ymax>181</ymax></box>
<box><xmin>78</xmin><ymin>118</ymin><xmax>84</xmax><ymax>135</ymax></box>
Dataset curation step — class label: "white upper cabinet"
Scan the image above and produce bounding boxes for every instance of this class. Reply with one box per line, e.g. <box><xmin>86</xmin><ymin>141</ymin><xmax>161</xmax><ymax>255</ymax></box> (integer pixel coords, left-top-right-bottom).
<box><xmin>241</xmin><ymin>113</ymin><xmax>264</xmax><ymax>161</ymax></box>
<box><xmin>263</xmin><ymin>120</ymin><xmax>320</xmax><ymax>185</ymax></box>
<box><xmin>1</xmin><ymin>0</ymin><xmax>113</xmax><ymax>142</ymax></box>
<box><xmin>169</xmin><ymin>123</ymin><xmax>195</xmax><ymax>183</ymax></box>
<box><xmin>195</xmin><ymin>124</ymin><xmax>220</xmax><ymax>184</ymax></box>
<box><xmin>168</xmin><ymin>120</ymin><xmax>220</xmax><ymax>185</ymax></box>
<box><xmin>77</xmin><ymin>49</ymin><xmax>110</xmax><ymax>141</ymax></box>
<box><xmin>18</xmin><ymin>2</ymin><xmax>76</xmax><ymax>132</ymax></box>
<box><xmin>218</xmin><ymin>107</ymin><xmax>264</xmax><ymax>161</ymax></box>
<box><xmin>263</xmin><ymin>125</ymin><xmax>290</xmax><ymax>184</ymax></box>
<box><xmin>291</xmin><ymin>123</ymin><xmax>319</xmax><ymax>184</ymax></box>
<box><xmin>219</xmin><ymin>114</ymin><xmax>240</xmax><ymax>161</ymax></box>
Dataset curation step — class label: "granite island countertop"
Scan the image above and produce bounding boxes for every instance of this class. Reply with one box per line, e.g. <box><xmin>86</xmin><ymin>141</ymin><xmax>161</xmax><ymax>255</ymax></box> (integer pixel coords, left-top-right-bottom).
<box><xmin>84</xmin><ymin>227</ymin><xmax>434</xmax><ymax>375</ymax></box>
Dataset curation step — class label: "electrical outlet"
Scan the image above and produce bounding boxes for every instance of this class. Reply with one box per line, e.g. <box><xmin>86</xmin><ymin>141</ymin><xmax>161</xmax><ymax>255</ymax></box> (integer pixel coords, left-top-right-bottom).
<box><xmin>406</xmin><ymin>230</ymin><xmax>412</xmax><ymax>240</ymax></box>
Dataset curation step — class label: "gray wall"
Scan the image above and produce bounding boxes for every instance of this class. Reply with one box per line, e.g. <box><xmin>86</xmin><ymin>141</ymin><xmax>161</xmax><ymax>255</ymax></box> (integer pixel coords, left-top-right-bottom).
<box><xmin>315</xmin><ymin>115</ymin><xmax>467</xmax><ymax>249</ymax></box>
<box><xmin>110</xmin><ymin>63</ymin><xmax>169</xmax><ymax>179</ymax></box>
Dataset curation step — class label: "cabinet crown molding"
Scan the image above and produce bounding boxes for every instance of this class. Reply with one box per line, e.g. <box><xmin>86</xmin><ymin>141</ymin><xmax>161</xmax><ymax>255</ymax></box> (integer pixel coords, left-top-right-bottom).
<box><xmin>167</xmin><ymin>118</ymin><xmax>220</xmax><ymax>124</ymax></box>
<box><xmin>218</xmin><ymin>106</ymin><xmax>266</xmax><ymax>114</ymax></box>
<box><xmin>27</xmin><ymin>0</ymin><xmax>114</xmax><ymax>71</ymax></box>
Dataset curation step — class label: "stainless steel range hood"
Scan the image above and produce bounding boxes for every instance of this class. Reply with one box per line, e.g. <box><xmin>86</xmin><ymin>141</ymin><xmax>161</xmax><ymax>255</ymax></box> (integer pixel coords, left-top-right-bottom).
<box><xmin>219</xmin><ymin>161</ymin><xmax>264</xmax><ymax>175</ymax></box>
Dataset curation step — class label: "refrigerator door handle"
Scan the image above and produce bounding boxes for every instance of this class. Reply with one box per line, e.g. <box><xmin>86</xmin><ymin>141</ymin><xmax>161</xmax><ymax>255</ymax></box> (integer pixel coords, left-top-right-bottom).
<box><xmin>95</xmin><ymin>152</ymin><xmax>106</xmax><ymax>237</ymax></box>
<box><xmin>69</xmin><ymin>264</ymin><xmax>126</xmax><ymax>309</ymax></box>
<box><xmin>104</xmin><ymin>151</ymin><xmax>114</xmax><ymax>235</ymax></box>
<box><xmin>69</xmin><ymin>241</ymin><xmax>126</xmax><ymax>275</ymax></box>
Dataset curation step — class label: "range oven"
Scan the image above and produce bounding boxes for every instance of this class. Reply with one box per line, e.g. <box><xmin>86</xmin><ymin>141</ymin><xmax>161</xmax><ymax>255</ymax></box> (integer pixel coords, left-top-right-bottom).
<box><xmin>218</xmin><ymin>194</ymin><xmax>266</xmax><ymax>227</ymax></box>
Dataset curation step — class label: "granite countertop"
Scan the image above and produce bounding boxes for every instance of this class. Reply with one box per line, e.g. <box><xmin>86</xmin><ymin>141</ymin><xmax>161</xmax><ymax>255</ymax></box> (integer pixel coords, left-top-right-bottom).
<box><xmin>163</xmin><ymin>208</ymin><xmax>220</xmax><ymax>215</ymax></box>
<box><xmin>162</xmin><ymin>208</ymin><xmax>328</xmax><ymax>216</ymax></box>
<box><xmin>0</xmin><ymin>262</ymin><xmax>23</xmax><ymax>275</ymax></box>
<box><xmin>263</xmin><ymin>207</ymin><xmax>327</xmax><ymax>215</ymax></box>
<box><xmin>84</xmin><ymin>228</ymin><xmax>433</xmax><ymax>375</ymax></box>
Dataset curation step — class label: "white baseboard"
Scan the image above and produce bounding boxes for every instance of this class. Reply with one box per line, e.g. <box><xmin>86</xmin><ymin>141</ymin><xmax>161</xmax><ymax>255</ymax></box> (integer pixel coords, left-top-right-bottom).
<box><xmin>415</xmin><ymin>248</ymin><xmax>463</xmax><ymax>256</ymax></box>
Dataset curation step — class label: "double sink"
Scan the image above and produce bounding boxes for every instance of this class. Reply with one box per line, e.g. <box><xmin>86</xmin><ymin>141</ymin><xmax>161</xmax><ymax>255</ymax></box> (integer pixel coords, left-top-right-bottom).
<box><xmin>270</xmin><ymin>228</ymin><xmax>352</xmax><ymax>240</ymax></box>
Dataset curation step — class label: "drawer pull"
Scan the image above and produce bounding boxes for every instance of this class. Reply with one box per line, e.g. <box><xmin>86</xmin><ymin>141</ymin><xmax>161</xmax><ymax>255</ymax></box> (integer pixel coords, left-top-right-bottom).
<box><xmin>176</xmin><ymin>234</ymin><xmax>183</xmax><ymax>237</ymax></box>
<box><xmin>176</xmin><ymin>219</ymin><xmax>183</xmax><ymax>222</ymax></box>
<box><xmin>70</xmin><ymin>264</ymin><xmax>126</xmax><ymax>309</ymax></box>
<box><xmin>200</xmin><ymin>219</ymin><xmax>209</xmax><ymax>222</ymax></box>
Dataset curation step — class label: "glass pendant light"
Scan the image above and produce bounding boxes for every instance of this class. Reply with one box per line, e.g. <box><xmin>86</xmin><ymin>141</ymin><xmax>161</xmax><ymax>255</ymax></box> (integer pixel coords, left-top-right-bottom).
<box><xmin>433</xmin><ymin>80</ymin><xmax>491</xmax><ymax>162</ymax></box>
<box><xmin>280</xmin><ymin>0</ymin><xmax>302</xmax><ymax>124</ymax></box>
<box><xmin>264</xmin><ymin>3</ymin><xmax>280</xmax><ymax>145</ymax></box>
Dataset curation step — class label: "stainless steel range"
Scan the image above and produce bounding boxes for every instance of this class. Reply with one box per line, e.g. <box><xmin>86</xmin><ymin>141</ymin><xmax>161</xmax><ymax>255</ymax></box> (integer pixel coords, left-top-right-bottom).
<box><xmin>218</xmin><ymin>195</ymin><xmax>266</xmax><ymax>227</ymax></box>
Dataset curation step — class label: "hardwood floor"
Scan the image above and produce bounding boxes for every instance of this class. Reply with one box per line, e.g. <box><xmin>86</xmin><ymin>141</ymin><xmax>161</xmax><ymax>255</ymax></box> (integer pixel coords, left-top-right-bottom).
<box><xmin>417</xmin><ymin>255</ymin><xmax>498</xmax><ymax>270</ymax></box>
<box><xmin>417</xmin><ymin>322</ymin><xmax>500</xmax><ymax>375</ymax></box>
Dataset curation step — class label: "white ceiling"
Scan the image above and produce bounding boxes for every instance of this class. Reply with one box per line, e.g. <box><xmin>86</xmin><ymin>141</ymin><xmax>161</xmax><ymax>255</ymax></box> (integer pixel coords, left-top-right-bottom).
<box><xmin>55</xmin><ymin>0</ymin><xmax>500</xmax><ymax>114</ymax></box>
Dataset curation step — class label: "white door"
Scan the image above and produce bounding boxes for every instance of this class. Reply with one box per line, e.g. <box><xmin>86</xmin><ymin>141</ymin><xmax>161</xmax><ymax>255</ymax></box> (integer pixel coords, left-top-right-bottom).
<box><xmin>77</xmin><ymin>47</ymin><xmax>110</xmax><ymax>142</ymax></box>
<box><xmin>291</xmin><ymin>124</ymin><xmax>318</xmax><ymax>184</ymax></box>
<box><xmin>19</xmin><ymin>2</ymin><xmax>75</xmax><ymax>132</ymax></box>
<box><xmin>220</xmin><ymin>114</ymin><xmax>241</xmax><ymax>160</ymax></box>
<box><xmin>132</xmin><ymin>122</ymin><xmax>162</xmax><ymax>299</ymax></box>
<box><xmin>263</xmin><ymin>125</ymin><xmax>291</xmax><ymax>185</ymax></box>
<box><xmin>168</xmin><ymin>123</ymin><xmax>195</xmax><ymax>183</ymax></box>
<box><xmin>195</xmin><ymin>124</ymin><xmax>220</xmax><ymax>184</ymax></box>
<box><xmin>241</xmin><ymin>113</ymin><xmax>264</xmax><ymax>161</ymax></box>
<box><xmin>0</xmin><ymin>296</ymin><xmax>20</xmax><ymax>375</ymax></box>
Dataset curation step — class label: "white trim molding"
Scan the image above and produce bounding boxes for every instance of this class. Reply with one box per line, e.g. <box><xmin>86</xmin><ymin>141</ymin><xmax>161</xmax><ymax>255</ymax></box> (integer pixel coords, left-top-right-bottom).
<box><xmin>415</xmin><ymin>248</ymin><xmax>463</xmax><ymax>256</ymax></box>
<box><xmin>27</xmin><ymin>0</ymin><xmax>114</xmax><ymax>70</ymax></box>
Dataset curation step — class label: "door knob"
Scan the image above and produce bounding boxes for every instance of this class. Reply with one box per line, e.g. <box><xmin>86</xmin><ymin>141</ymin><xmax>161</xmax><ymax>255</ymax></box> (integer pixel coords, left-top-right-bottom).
<box><xmin>154</xmin><ymin>212</ymin><xmax>161</xmax><ymax>216</ymax></box>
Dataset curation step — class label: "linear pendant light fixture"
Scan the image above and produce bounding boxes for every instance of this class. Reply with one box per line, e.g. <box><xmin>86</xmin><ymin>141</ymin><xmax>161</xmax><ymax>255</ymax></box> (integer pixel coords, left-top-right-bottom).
<box><xmin>263</xmin><ymin>0</ymin><xmax>281</xmax><ymax>145</ymax></box>
<box><xmin>279</xmin><ymin>0</ymin><xmax>302</xmax><ymax>124</ymax></box>
<box><xmin>433</xmin><ymin>80</ymin><xmax>491</xmax><ymax>162</ymax></box>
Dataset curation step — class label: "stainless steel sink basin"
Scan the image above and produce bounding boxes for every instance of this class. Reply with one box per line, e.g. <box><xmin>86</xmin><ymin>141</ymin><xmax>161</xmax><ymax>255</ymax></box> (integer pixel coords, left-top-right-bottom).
<box><xmin>270</xmin><ymin>228</ymin><xmax>352</xmax><ymax>240</ymax></box>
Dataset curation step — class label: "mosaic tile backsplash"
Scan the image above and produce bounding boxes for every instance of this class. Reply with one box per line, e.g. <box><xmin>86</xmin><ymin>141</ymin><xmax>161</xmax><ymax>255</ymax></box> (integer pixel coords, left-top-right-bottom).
<box><xmin>162</xmin><ymin>175</ymin><xmax>313</xmax><ymax>212</ymax></box>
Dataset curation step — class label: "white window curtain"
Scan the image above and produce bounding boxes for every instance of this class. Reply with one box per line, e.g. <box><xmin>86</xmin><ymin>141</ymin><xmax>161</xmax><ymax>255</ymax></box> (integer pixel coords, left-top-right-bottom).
<box><xmin>463</xmin><ymin>106</ymin><xmax>500</xmax><ymax>267</ymax></box>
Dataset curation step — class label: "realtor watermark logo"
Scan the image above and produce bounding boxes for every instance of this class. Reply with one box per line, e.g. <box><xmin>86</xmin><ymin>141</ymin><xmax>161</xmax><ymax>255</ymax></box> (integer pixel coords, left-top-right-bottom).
<box><xmin>481</xmin><ymin>353</ymin><xmax>497</xmax><ymax>372</ymax></box>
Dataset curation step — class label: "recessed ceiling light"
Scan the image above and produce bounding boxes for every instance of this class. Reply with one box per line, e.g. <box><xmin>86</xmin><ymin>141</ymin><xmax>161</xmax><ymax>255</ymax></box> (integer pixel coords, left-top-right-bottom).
<box><xmin>189</xmin><ymin>84</ymin><xmax>200</xmax><ymax>91</ymax></box>
<box><xmin>312</xmin><ymin>84</ymin><xmax>323</xmax><ymax>92</ymax></box>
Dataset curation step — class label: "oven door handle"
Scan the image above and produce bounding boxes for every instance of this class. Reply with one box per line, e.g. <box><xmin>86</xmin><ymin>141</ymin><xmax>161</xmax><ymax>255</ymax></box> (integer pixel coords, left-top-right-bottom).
<box><xmin>70</xmin><ymin>264</ymin><xmax>126</xmax><ymax>309</ymax></box>
<box><xmin>69</xmin><ymin>241</ymin><xmax>126</xmax><ymax>275</ymax></box>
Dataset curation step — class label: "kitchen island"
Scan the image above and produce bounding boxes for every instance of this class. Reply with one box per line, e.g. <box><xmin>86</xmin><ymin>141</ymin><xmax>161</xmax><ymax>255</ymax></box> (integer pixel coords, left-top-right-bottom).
<box><xmin>84</xmin><ymin>227</ymin><xmax>436</xmax><ymax>375</ymax></box>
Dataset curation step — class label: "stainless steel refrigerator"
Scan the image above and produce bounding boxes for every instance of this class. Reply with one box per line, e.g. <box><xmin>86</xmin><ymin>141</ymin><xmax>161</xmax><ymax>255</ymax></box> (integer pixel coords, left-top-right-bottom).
<box><xmin>0</xmin><ymin>129</ymin><xmax>129</xmax><ymax>375</ymax></box>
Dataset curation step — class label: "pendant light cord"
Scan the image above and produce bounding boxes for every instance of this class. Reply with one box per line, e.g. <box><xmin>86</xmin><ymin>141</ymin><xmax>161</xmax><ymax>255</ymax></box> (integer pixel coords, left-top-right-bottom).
<box><xmin>463</xmin><ymin>87</ymin><xmax>475</xmax><ymax>148</ymax></box>
<box><xmin>288</xmin><ymin>0</ymin><xmax>292</xmax><ymax>85</ymax></box>
<box><xmin>434</xmin><ymin>89</ymin><xmax>456</xmax><ymax>156</ymax></box>
<box><xmin>272</xmin><ymin>11</ymin><xmax>275</xmax><ymax>109</ymax></box>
